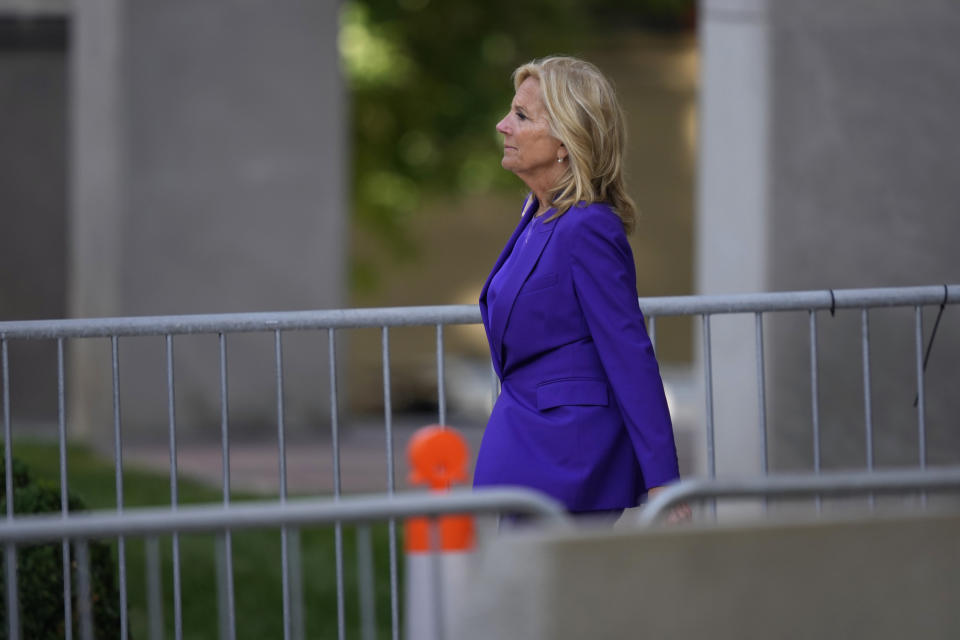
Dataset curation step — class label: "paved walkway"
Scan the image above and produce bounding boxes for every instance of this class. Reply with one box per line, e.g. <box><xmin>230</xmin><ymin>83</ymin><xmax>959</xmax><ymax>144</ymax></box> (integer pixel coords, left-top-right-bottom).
<box><xmin>123</xmin><ymin>414</ymin><xmax>488</xmax><ymax>497</ymax></box>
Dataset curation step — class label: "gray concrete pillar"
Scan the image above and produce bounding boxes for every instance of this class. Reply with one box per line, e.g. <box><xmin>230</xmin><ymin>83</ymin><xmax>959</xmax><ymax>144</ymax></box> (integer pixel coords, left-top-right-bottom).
<box><xmin>70</xmin><ymin>0</ymin><xmax>347</xmax><ymax>441</ymax></box>
<box><xmin>695</xmin><ymin>0</ymin><xmax>771</xmax><ymax>478</ymax></box>
<box><xmin>0</xmin><ymin>6</ymin><xmax>68</xmax><ymax>427</ymax></box>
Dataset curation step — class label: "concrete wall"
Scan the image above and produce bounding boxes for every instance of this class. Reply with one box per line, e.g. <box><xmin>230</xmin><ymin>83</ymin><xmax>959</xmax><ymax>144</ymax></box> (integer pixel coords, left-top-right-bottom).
<box><xmin>765</xmin><ymin>1</ymin><xmax>960</xmax><ymax>470</ymax></box>
<box><xmin>696</xmin><ymin>0</ymin><xmax>960</xmax><ymax>476</ymax></box>
<box><xmin>68</xmin><ymin>0</ymin><xmax>347</xmax><ymax>441</ymax></box>
<box><xmin>460</xmin><ymin>511</ymin><xmax>960</xmax><ymax>639</ymax></box>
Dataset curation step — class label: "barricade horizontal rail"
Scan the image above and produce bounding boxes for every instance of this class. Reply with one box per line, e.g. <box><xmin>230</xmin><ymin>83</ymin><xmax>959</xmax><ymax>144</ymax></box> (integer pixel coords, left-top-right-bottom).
<box><xmin>0</xmin><ymin>284</ymin><xmax>955</xmax><ymax>338</ymax></box>
<box><xmin>636</xmin><ymin>466</ymin><xmax>960</xmax><ymax>526</ymax></box>
<box><xmin>0</xmin><ymin>488</ymin><xmax>570</xmax><ymax>544</ymax></box>
<box><xmin>645</xmin><ymin>283</ymin><xmax>957</xmax><ymax>316</ymax></box>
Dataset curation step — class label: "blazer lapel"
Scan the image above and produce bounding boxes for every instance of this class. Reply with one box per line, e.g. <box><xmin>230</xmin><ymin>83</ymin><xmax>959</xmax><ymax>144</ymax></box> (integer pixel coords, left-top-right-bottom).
<box><xmin>480</xmin><ymin>195</ymin><xmax>537</xmax><ymax>378</ymax></box>
<box><xmin>488</xmin><ymin>210</ymin><xmax>559</xmax><ymax>372</ymax></box>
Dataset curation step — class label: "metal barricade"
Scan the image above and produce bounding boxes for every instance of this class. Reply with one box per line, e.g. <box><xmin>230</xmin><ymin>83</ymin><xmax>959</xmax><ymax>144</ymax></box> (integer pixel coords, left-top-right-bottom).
<box><xmin>0</xmin><ymin>283</ymin><xmax>958</xmax><ymax>638</ymax></box>
<box><xmin>636</xmin><ymin>466</ymin><xmax>960</xmax><ymax>526</ymax></box>
<box><xmin>1</xmin><ymin>306</ymin><xmax>484</xmax><ymax>640</ymax></box>
<box><xmin>644</xmin><ymin>284</ymin><xmax>958</xmax><ymax>481</ymax></box>
<box><xmin>0</xmin><ymin>488</ymin><xmax>568</xmax><ymax>640</ymax></box>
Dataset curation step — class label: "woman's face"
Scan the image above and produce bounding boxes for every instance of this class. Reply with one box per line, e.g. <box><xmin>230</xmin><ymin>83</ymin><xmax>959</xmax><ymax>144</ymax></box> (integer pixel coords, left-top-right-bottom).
<box><xmin>496</xmin><ymin>77</ymin><xmax>566</xmax><ymax>189</ymax></box>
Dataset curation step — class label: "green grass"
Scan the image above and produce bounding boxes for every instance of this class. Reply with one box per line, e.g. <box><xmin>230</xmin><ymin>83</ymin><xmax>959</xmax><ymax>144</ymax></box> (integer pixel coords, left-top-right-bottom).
<box><xmin>9</xmin><ymin>441</ymin><xmax>399</xmax><ymax>639</ymax></box>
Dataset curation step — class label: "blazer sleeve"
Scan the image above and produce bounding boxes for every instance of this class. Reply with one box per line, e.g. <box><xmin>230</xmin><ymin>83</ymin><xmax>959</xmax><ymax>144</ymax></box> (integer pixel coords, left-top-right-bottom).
<box><xmin>569</xmin><ymin>209</ymin><xmax>680</xmax><ymax>490</ymax></box>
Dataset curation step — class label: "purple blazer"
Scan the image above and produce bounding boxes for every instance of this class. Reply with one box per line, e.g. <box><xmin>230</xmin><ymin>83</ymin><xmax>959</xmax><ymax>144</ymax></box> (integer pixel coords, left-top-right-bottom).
<box><xmin>473</xmin><ymin>197</ymin><xmax>680</xmax><ymax>511</ymax></box>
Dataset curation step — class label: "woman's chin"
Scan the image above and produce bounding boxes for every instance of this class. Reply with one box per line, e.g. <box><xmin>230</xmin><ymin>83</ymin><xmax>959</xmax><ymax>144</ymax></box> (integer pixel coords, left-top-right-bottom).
<box><xmin>501</xmin><ymin>154</ymin><xmax>523</xmax><ymax>172</ymax></box>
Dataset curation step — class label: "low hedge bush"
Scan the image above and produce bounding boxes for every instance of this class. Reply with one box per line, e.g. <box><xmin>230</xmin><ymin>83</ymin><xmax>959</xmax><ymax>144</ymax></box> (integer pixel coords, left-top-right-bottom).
<box><xmin>0</xmin><ymin>456</ymin><xmax>122</xmax><ymax>639</ymax></box>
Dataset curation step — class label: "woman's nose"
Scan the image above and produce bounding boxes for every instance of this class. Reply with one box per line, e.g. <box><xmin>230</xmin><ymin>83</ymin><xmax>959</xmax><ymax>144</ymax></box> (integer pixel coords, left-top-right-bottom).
<box><xmin>496</xmin><ymin>116</ymin><xmax>509</xmax><ymax>134</ymax></box>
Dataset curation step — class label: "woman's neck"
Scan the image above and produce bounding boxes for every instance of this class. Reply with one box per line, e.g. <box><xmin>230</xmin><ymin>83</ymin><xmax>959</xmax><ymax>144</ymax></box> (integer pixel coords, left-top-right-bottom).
<box><xmin>532</xmin><ymin>192</ymin><xmax>551</xmax><ymax>216</ymax></box>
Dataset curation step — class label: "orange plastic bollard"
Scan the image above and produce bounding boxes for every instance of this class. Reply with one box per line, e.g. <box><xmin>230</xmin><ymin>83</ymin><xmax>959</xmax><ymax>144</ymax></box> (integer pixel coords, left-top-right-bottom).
<box><xmin>404</xmin><ymin>425</ymin><xmax>475</xmax><ymax>639</ymax></box>
<box><xmin>407</xmin><ymin>424</ymin><xmax>470</xmax><ymax>490</ymax></box>
<box><xmin>405</xmin><ymin>424</ymin><xmax>475</xmax><ymax>552</ymax></box>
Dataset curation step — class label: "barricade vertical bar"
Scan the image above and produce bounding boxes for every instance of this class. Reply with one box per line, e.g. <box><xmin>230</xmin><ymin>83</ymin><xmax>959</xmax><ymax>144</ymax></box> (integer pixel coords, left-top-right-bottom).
<box><xmin>429</xmin><ymin>517</ymin><xmax>447</xmax><ymax>640</ymax></box>
<box><xmin>861</xmin><ymin>309</ymin><xmax>875</xmax><ymax>509</ymax></box>
<box><xmin>701</xmin><ymin>316</ymin><xmax>715</xmax><ymax>478</ymax></box>
<box><xmin>274</xmin><ymin>330</ymin><xmax>292</xmax><ymax>640</ymax></box>
<box><xmin>437</xmin><ymin>324</ymin><xmax>447</xmax><ymax>426</ymax></box>
<box><xmin>3</xmin><ymin>543</ymin><xmax>17</xmax><ymax>640</ymax></box>
<box><xmin>289</xmin><ymin>529</ymin><xmax>305</xmax><ymax>640</ymax></box>
<box><xmin>217</xmin><ymin>333</ymin><xmax>236</xmax><ymax>640</ymax></box>
<box><xmin>861</xmin><ymin>310</ymin><xmax>874</xmax><ymax>471</ymax></box>
<box><xmin>702</xmin><ymin>315</ymin><xmax>716</xmax><ymax>517</ymax></box>
<box><xmin>219</xmin><ymin>334</ymin><xmax>231</xmax><ymax>500</ymax></box>
<box><xmin>328</xmin><ymin>329</ymin><xmax>346</xmax><ymax>640</ymax></box>
<box><xmin>755</xmin><ymin>313</ymin><xmax>768</xmax><ymax>512</ymax></box>
<box><xmin>1</xmin><ymin>342</ymin><xmax>10</xmax><ymax>507</ymax></box>
<box><xmin>356</xmin><ymin>525</ymin><xmax>377</xmax><ymax>640</ymax></box>
<box><xmin>914</xmin><ymin>306</ymin><xmax>927</xmax><ymax>469</ymax></box>
<box><xmin>382</xmin><ymin>327</ymin><xmax>400</xmax><ymax>640</ymax></box>
<box><xmin>166</xmin><ymin>335</ymin><xmax>183</xmax><ymax>640</ymax></box>
<box><xmin>809</xmin><ymin>312</ymin><xmax>822</xmax><ymax>472</ymax></box>
<box><xmin>214</xmin><ymin>536</ymin><xmax>229</xmax><ymax>640</ymax></box>
<box><xmin>809</xmin><ymin>311</ymin><xmax>822</xmax><ymax>512</ymax></box>
<box><xmin>275</xmin><ymin>331</ymin><xmax>289</xmax><ymax>502</ymax></box>
<box><xmin>648</xmin><ymin>315</ymin><xmax>657</xmax><ymax>351</ymax></box>
<box><xmin>2</xmin><ymin>339</ymin><xmax>18</xmax><ymax>640</ymax></box>
<box><xmin>755</xmin><ymin>312</ymin><xmax>768</xmax><ymax>476</ymax></box>
<box><xmin>57</xmin><ymin>338</ymin><xmax>73</xmax><ymax>640</ymax></box>
<box><xmin>146</xmin><ymin>536</ymin><xmax>164</xmax><ymax>640</ymax></box>
<box><xmin>111</xmin><ymin>336</ymin><xmax>129</xmax><ymax>639</ymax></box>
<box><xmin>76</xmin><ymin>540</ymin><xmax>94</xmax><ymax>640</ymax></box>
<box><xmin>914</xmin><ymin>307</ymin><xmax>928</xmax><ymax>507</ymax></box>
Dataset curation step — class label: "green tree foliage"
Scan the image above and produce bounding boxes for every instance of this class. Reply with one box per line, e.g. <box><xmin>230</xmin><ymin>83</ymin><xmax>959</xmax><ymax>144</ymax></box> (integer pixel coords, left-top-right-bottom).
<box><xmin>343</xmin><ymin>0</ymin><xmax>694</xmax><ymax>289</ymax></box>
<box><xmin>0</xmin><ymin>457</ymin><xmax>121</xmax><ymax>640</ymax></box>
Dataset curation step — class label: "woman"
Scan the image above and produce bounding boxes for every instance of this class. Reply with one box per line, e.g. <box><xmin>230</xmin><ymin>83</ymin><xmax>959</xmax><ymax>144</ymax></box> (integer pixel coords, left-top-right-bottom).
<box><xmin>473</xmin><ymin>56</ymin><xmax>686</xmax><ymax>519</ymax></box>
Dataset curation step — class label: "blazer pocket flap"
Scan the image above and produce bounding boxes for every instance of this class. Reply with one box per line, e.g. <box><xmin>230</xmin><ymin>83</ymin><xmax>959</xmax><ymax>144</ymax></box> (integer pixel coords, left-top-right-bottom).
<box><xmin>520</xmin><ymin>272</ymin><xmax>558</xmax><ymax>295</ymax></box>
<box><xmin>537</xmin><ymin>378</ymin><xmax>609</xmax><ymax>410</ymax></box>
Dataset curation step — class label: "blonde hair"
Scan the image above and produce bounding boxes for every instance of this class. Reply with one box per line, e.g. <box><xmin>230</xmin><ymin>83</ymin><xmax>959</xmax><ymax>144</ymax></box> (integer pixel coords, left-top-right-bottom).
<box><xmin>513</xmin><ymin>56</ymin><xmax>637</xmax><ymax>233</ymax></box>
